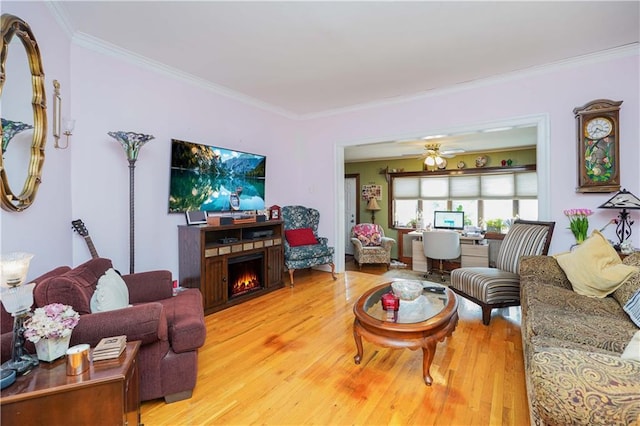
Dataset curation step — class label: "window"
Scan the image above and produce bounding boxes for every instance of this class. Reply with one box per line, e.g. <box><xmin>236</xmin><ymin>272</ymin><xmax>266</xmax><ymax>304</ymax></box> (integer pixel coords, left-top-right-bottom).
<box><xmin>391</xmin><ymin>169</ymin><xmax>537</xmax><ymax>228</ymax></box>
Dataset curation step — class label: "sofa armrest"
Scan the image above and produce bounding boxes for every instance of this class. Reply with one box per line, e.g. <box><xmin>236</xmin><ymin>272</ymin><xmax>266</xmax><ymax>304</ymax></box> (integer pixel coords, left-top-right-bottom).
<box><xmin>122</xmin><ymin>270</ymin><xmax>173</xmax><ymax>303</ymax></box>
<box><xmin>350</xmin><ymin>237</ymin><xmax>364</xmax><ymax>250</ymax></box>
<box><xmin>519</xmin><ymin>256</ymin><xmax>572</xmax><ymax>290</ymax></box>
<box><xmin>381</xmin><ymin>237</ymin><xmax>395</xmax><ymax>251</ymax></box>
<box><xmin>530</xmin><ymin>347</ymin><xmax>640</xmax><ymax>426</ymax></box>
<box><xmin>70</xmin><ymin>303</ymin><xmax>168</xmax><ymax>347</ymax></box>
<box><xmin>623</xmin><ymin>252</ymin><xmax>640</xmax><ymax>266</ymax></box>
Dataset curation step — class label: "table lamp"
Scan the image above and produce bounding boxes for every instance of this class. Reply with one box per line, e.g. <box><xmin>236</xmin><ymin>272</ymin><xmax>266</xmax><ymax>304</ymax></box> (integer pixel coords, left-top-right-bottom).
<box><xmin>0</xmin><ymin>253</ymin><xmax>39</xmax><ymax>375</ymax></box>
<box><xmin>598</xmin><ymin>188</ymin><xmax>640</xmax><ymax>250</ymax></box>
<box><xmin>367</xmin><ymin>197</ymin><xmax>381</xmax><ymax>224</ymax></box>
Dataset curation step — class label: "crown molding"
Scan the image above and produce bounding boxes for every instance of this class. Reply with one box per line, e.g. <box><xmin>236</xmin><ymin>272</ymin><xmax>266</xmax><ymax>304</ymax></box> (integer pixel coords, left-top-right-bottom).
<box><xmin>44</xmin><ymin>1</ymin><xmax>638</xmax><ymax>121</ymax></box>
<box><xmin>46</xmin><ymin>1</ymin><xmax>75</xmax><ymax>40</ymax></box>
<box><xmin>71</xmin><ymin>32</ymin><xmax>298</xmax><ymax>120</ymax></box>
<box><xmin>302</xmin><ymin>43</ymin><xmax>639</xmax><ymax>120</ymax></box>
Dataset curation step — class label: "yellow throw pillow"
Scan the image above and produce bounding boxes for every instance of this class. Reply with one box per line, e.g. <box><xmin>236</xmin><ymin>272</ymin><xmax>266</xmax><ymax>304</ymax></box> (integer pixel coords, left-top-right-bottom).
<box><xmin>554</xmin><ymin>230</ymin><xmax>639</xmax><ymax>298</ymax></box>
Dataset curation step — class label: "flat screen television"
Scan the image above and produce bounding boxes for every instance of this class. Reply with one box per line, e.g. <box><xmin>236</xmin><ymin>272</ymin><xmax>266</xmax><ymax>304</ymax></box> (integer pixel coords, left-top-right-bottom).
<box><xmin>168</xmin><ymin>139</ymin><xmax>266</xmax><ymax>213</ymax></box>
<box><xmin>433</xmin><ymin>210</ymin><xmax>464</xmax><ymax>230</ymax></box>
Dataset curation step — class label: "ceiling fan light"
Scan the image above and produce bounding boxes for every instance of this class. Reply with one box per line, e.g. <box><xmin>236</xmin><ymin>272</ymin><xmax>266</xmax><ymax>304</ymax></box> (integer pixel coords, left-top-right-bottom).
<box><xmin>435</xmin><ymin>156</ymin><xmax>444</xmax><ymax>166</ymax></box>
<box><xmin>425</xmin><ymin>156</ymin><xmax>435</xmax><ymax>166</ymax></box>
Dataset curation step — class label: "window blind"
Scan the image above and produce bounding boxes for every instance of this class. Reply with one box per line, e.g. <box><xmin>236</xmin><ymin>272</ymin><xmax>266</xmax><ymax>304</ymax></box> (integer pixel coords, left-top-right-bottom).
<box><xmin>392</xmin><ymin>171</ymin><xmax>537</xmax><ymax>200</ymax></box>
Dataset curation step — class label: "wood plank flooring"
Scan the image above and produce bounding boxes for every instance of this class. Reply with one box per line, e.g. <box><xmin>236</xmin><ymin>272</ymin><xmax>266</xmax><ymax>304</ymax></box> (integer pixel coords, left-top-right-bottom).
<box><xmin>141</xmin><ymin>264</ymin><xmax>529</xmax><ymax>425</ymax></box>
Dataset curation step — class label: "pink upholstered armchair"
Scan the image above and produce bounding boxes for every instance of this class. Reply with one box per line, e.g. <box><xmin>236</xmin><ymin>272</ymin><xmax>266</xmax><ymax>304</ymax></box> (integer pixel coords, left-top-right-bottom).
<box><xmin>350</xmin><ymin>223</ymin><xmax>395</xmax><ymax>270</ymax></box>
<box><xmin>1</xmin><ymin>258</ymin><xmax>206</xmax><ymax>403</ymax></box>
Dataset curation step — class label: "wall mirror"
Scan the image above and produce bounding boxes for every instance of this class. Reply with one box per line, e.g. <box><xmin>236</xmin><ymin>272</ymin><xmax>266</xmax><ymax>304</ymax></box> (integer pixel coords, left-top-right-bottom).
<box><xmin>0</xmin><ymin>14</ymin><xmax>47</xmax><ymax>212</ymax></box>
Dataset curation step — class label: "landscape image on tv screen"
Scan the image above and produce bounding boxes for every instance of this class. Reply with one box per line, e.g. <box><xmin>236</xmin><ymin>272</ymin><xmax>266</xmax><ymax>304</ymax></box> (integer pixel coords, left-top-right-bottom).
<box><xmin>168</xmin><ymin>139</ymin><xmax>266</xmax><ymax>213</ymax></box>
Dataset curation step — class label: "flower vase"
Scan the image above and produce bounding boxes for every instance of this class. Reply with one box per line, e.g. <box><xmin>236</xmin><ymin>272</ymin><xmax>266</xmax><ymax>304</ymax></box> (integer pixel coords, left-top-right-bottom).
<box><xmin>34</xmin><ymin>335</ymin><xmax>70</xmax><ymax>362</ymax></box>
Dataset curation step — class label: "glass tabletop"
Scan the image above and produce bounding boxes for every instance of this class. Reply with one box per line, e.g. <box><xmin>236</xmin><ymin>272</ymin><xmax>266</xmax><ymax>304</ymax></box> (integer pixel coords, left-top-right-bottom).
<box><xmin>363</xmin><ymin>280</ymin><xmax>449</xmax><ymax>324</ymax></box>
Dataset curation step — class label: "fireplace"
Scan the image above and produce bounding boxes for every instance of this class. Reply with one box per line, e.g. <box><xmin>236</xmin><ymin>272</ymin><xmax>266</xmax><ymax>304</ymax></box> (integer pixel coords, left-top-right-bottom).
<box><xmin>228</xmin><ymin>253</ymin><xmax>264</xmax><ymax>298</ymax></box>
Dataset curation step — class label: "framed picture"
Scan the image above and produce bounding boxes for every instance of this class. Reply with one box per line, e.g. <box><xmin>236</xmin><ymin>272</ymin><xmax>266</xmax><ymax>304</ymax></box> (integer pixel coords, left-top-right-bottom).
<box><xmin>269</xmin><ymin>205</ymin><xmax>281</xmax><ymax>220</ymax></box>
<box><xmin>361</xmin><ymin>184</ymin><xmax>382</xmax><ymax>201</ymax></box>
<box><xmin>185</xmin><ymin>210</ymin><xmax>207</xmax><ymax>225</ymax></box>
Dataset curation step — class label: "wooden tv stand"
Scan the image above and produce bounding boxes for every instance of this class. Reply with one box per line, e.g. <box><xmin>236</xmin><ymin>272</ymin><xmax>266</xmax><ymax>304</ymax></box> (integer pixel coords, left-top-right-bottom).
<box><xmin>178</xmin><ymin>220</ymin><xmax>285</xmax><ymax>315</ymax></box>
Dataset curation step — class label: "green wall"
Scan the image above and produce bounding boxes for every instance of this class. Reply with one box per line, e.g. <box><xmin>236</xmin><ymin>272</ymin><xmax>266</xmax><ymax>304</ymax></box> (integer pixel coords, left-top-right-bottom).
<box><xmin>345</xmin><ymin>148</ymin><xmax>536</xmax><ymax>260</ymax></box>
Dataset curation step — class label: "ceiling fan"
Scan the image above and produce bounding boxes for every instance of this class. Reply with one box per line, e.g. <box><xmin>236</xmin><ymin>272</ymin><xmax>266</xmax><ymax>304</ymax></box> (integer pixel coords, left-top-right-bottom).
<box><xmin>421</xmin><ymin>143</ymin><xmax>465</xmax><ymax>168</ymax></box>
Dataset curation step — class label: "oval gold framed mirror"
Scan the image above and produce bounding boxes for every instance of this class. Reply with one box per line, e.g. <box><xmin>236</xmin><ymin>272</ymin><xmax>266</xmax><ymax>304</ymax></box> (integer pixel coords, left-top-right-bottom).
<box><xmin>0</xmin><ymin>14</ymin><xmax>47</xmax><ymax>212</ymax></box>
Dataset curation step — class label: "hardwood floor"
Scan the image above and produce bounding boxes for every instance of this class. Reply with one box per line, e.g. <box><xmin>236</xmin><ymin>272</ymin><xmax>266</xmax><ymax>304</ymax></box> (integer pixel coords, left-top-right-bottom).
<box><xmin>141</xmin><ymin>263</ymin><xmax>529</xmax><ymax>425</ymax></box>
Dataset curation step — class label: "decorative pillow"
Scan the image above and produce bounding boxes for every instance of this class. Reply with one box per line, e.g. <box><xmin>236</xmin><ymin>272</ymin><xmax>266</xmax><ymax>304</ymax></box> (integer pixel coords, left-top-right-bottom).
<box><xmin>90</xmin><ymin>268</ymin><xmax>130</xmax><ymax>313</ymax></box>
<box><xmin>621</xmin><ymin>330</ymin><xmax>640</xmax><ymax>361</ymax></box>
<box><xmin>554</xmin><ymin>230</ymin><xmax>639</xmax><ymax>298</ymax></box>
<box><xmin>623</xmin><ymin>289</ymin><xmax>640</xmax><ymax>327</ymax></box>
<box><xmin>285</xmin><ymin>228</ymin><xmax>318</xmax><ymax>247</ymax></box>
<box><xmin>353</xmin><ymin>224</ymin><xmax>382</xmax><ymax>246</ymax></box>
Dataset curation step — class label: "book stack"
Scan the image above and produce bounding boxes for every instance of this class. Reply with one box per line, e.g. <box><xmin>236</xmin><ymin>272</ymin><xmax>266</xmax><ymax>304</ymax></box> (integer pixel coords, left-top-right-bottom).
<box><xmin>92</xmin><ymin>335</ymin><xmax>127</xmax><ymax>361</ymax></box>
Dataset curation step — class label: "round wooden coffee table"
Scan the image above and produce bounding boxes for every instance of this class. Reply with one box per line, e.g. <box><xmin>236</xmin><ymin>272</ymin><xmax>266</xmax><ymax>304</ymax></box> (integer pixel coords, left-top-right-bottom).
<box><xmin>352</xmin><ymin>281</ymin><xmax>458</xmax><ymax>385</ymax></box>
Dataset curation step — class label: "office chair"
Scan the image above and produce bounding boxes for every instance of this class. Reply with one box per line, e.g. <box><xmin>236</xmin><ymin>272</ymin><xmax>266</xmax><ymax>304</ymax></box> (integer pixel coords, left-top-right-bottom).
<box><xmin>422</xmin><ymin>230</ymin><xmax>461</xmax><ymax>281</ymax></box>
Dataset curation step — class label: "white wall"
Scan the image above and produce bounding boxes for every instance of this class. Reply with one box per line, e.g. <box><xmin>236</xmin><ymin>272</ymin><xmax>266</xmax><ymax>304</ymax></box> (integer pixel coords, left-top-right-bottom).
<box><xmin>68</xmin><ymin>46</ymin><xmax>299</xmax><ymax>275</ymax></box>
<box><xmin>302</xmin><ymin>52</ymin><xmax>639</xmax><ymax>263</ymax></box>
<box><xmin>2</xmin><ymin>3</ymin><xmax>638</xmax><ymax>280</ymax></box>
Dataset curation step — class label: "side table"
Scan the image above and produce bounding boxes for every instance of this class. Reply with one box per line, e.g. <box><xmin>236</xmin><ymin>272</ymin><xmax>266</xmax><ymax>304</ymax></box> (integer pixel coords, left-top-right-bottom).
<box><xmin>1</xmin><ymin>340</ymin><xmax>141</xmax><ymax>426</ymax></box>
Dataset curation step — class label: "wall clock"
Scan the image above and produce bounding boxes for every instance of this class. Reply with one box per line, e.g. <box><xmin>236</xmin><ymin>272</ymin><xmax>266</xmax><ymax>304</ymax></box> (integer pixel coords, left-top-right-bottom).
<box><xmin>573</xmin><ymin>99</ymin><xmax>622</xmax><ymax>193</ymax></box>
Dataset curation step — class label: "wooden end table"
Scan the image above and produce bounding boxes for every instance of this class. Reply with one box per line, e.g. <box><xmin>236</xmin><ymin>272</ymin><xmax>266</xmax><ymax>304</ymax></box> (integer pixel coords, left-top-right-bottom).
<box><xmin>1</xmin><ymin>340</ymin><xmax>141</xmax><ymax>425</ymax></box>
<box><xmin>353</xmin><ymin>281</ymin><xmax>458</xmax><ymax>385</ymax></box>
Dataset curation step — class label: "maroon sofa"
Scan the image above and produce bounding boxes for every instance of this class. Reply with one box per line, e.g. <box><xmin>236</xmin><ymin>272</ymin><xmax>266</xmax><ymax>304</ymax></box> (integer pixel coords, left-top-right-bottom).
<box><xmin>1</xmin><ymin>258</ymin><xmax>206</xmax><ymax>403</ymax></box>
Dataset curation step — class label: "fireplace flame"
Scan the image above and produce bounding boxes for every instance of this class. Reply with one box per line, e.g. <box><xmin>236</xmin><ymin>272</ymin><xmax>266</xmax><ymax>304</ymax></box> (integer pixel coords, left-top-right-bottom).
<box><xmin>232</xmin><ymin>270</ymin><xmax>261</xmax><ymax>296</ymax></box>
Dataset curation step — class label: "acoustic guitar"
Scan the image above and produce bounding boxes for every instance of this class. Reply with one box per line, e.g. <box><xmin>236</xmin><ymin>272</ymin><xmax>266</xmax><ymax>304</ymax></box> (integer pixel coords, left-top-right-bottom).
<box><xmin>71</xmin><ymin>219</ymin><xmax>99</xmax><ymax>259</ymax></box>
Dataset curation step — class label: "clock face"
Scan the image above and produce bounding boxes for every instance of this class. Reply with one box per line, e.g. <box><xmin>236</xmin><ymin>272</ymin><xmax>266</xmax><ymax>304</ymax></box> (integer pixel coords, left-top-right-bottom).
<box><xmin>585</xmin><ymin>117</ymin><xmax>613</xmax><ymax>139</ymax></box>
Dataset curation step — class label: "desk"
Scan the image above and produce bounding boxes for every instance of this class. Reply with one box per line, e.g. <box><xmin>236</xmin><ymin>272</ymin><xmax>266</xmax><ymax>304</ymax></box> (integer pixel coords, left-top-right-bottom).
<box><xmin>411</xmin><ymin>231</ymin><xmax>489</xmax><ymax>271</ymax></box>
<box><xmin>1</xmin><ymin>341</ymin><xmax>141</xmax><ymax>426</ymax></box>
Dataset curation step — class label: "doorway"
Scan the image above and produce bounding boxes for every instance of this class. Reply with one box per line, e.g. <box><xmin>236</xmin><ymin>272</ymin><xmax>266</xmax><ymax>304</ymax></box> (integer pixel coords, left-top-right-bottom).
<box><xmin>334</xmin><ymin>113</ymin><xmax>551</xmax><ymax>274</ymax></box>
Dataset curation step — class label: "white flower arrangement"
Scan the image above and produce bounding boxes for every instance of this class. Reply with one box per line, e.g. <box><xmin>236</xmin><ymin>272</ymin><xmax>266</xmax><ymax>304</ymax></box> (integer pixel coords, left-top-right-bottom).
<box><xmin>23</xmin><ymin>303</ymin><xmax>80</xmax><ymax>343</ymax></box>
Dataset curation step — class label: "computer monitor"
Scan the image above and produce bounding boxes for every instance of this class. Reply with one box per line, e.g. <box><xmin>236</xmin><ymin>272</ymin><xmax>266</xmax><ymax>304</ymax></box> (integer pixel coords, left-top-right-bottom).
<box><xmin>433</xmin><ymin>210</ymin><xmax>464</xmax><ymax>230</ymax></box>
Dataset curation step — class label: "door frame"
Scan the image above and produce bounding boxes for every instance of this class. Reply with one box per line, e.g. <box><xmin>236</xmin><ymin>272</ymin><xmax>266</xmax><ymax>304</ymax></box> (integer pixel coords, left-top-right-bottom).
<box><xmin>344</xmin><ymin>173</ymin><xmax>360</xmax><ymax>255</ymax></box>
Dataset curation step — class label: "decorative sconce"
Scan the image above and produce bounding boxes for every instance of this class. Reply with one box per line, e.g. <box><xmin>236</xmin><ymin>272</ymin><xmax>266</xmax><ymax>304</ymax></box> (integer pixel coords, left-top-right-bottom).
<box><xmin>52</xmin><ymin>80</ymin><xmax>75</xmax><ymax>149</ymax></box>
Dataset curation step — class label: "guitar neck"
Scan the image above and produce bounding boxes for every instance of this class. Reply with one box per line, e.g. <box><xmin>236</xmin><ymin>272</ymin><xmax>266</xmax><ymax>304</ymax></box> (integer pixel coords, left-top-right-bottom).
<box><xmin>83</xmin><ymin>236</ymin><xmax>99</xmax><ymax>259</ymax></box>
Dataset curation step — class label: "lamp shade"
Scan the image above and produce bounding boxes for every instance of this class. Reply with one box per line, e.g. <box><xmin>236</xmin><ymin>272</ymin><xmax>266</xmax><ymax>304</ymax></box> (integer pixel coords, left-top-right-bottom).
<box><xmin>0</xmin><ymin>252</ymin><xmax>33</xmax><ymax>287</ymax></box>
<box><xmin>367</xmin><ymin>197</ymin><xmax>381</xmax><ymax>211</ymax></box>
<box><xmin>598</xmin><ymin>188</ymin><xmax>640</xmax><ymax>210</ymax></box>
<box><xmin>0</xmin><ymin>283</ymin><xmax>35</xmax><ymax>314</ymax></box>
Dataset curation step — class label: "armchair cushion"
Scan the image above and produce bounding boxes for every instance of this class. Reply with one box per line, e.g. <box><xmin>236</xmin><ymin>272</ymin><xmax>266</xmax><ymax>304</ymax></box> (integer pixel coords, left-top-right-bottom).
<box><xmin>90</xmin><ymin>268</ymin><xmax>130</xmax><ymax>312</ymax></box>
<box><xmin>285</xmin><ymin>228</ymin><xmax>318</xmax><ymax>247</ymax></box>
<box><xmin>352</xmin><ymin>223</ymin><xmax>382</xmax><ymax>246</ymax></box>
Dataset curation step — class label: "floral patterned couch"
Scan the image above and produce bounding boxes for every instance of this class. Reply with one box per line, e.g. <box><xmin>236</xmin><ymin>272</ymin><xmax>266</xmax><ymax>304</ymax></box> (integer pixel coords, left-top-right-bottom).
<box><xmin>519</xmin><ymin>253</ymin><xmax>640</xmax><ymax>425</ymax></box>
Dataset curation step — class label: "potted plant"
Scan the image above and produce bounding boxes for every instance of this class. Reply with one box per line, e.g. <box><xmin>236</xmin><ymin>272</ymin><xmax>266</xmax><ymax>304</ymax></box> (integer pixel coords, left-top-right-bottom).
<box><xmin>485</xmin><ymin>218</ymin><xmax>505</xmax><ymax>233</ymax></box>
<box><xmin>24</xmin><ymin>303</ymin><xmax>80</xmax><ymax>362</ymax></box>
